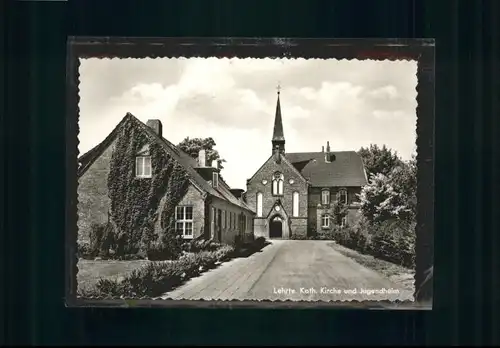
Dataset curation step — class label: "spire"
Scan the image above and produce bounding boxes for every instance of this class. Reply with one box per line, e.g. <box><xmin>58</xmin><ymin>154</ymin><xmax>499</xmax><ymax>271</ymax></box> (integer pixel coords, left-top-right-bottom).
<box><xmin>272</xmin><ymin>84</ymin><xmax>285</xmax><ymax>155</ymax></box>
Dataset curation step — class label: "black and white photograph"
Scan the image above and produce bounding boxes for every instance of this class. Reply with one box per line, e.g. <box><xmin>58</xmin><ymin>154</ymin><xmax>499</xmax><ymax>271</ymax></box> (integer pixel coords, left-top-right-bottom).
<box><xmin>67</xmin><ymin>38</ymin><xmax>434</xmax><ymax>308</ymax></box>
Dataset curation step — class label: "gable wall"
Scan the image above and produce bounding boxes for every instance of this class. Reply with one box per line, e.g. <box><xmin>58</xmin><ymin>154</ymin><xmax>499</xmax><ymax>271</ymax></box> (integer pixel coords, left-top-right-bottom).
<box><xmin>247</xmin><ymin>155</ymin><xmax>308</xmax><ymax>238</ymax></box>
<box><xmin>77</xmin><ymin>139</ymin><xmax>117</xmax><ymax>243</ymax></box>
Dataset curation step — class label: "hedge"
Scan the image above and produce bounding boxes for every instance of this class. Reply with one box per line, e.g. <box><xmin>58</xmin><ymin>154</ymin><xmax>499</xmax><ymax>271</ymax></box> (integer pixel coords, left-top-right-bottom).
<box><xmin>78</xmin><ymin>245</ymin><xmax>236</xmax><ymax>299</ymax></box>
<box><xmin>296</xmin><ymin>219</ymin><xmax>415</xmax><ymax>269</ymax></box>
<box><xmin>78</xmin><ymin>237</ymin><xmax>269</xmax><ymax>299</ymax></box>
<box><xmin>330</xmin><ymin>219</ymin><xmax>416</xmax><ymax>269</ymax></box>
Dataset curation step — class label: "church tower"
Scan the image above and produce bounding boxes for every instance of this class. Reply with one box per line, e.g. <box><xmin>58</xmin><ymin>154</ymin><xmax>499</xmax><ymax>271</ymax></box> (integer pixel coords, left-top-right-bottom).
<box><xmin>271</xmin><ymin>86</ymin><xmax>285</xmax><ymax>155</ymax></box>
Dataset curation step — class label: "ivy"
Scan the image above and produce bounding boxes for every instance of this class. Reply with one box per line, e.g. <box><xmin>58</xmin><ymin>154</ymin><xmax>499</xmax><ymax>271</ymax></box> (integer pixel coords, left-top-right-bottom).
<box><xmin>332</xmin><ymin>201</ymin><xmax>349</xmax><ymax>225</ymax></box>
<box><xmin>108</xmin><ymin>119</ymin><xmax>190</xmax><ymax>258</ymax></box>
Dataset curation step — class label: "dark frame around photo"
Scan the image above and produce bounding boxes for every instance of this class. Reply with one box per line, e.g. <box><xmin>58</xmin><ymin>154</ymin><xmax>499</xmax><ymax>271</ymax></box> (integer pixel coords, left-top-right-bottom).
<box><xmin>65</xmin><ymin>37</ymin><xmax>435</xmax><ymax>309</ymax></box>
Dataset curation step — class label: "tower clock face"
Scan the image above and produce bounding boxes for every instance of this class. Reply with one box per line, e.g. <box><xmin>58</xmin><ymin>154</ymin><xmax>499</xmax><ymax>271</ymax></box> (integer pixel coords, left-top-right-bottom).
<box><xmin>262</xmin><ymin>179</ymin><xmax>268</xmax><ymax>185</ymax></box>
<box><xmin>275</xmin><ymin>206</ymin><xmax>280</xmax><ymax>212</ymax></box>
<box><xmin>289</xmin><ymin>179</ymin><xmax>295</xmax><ymax>184</ymax></box>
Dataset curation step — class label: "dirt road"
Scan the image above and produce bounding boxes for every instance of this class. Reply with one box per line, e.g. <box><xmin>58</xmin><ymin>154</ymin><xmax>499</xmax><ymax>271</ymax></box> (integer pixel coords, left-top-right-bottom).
<box><xmin>162</xmin><ymin>240</ymin><xmax>414</xmax><ymax>302</ymax></box>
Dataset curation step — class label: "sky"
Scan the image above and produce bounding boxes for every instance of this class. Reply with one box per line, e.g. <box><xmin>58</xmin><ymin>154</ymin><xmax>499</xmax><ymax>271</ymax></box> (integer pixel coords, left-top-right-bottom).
<box><xmin>78</xmin><ymin>57</ymin><xmax>418</xmax><ymax>189</ymax></box>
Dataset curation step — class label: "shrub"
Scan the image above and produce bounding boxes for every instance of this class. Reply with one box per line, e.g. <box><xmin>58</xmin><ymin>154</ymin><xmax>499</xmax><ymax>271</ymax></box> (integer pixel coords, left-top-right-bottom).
<box><xmin>147</xmin><ymin>231</ymin><xmax>183</xmax><ymax>261</ymax></box>
<box><xmin>78</xmin><ymin>244</ymin><xmax>238</xmax><ymax>299</ymax></box>
<box><xmin>77</xmin><ymin>240</ymin><xmax>92</xmax><ymax>259</ymax></box>
<box><xmin>333</xmin><ymin>218</ymin><xmax>415</xmax><ymax>268</ymax></box>
<box><xmin>290</xmin><ymin>234</ymin><xmax>307</xmax><ymax>240</ymax></box>
<box><xmin>253</xmin><ymin>236</ymin><xmax>266</xmax><ymax>247</ymax></box>
<box><xmin>181</xmin><ymin>239</ymin><xmax>223</xmax><ymax>253</ymax></box>
<box><xmin>214</xmin><ymin>245</ymin><xmax>235</xmax><ymax>262</ymax></box>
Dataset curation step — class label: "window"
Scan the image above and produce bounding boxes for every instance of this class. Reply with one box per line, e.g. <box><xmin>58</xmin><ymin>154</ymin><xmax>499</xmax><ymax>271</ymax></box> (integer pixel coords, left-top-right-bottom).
<box><xmin>241</xmin><ymin>214</ymin><xmax>246</xmax><ymax>232</ymax></box>
<box><xmin>135</xmin><ymin>156</ymin><xmax>152</xmax><ymax>178</ymax></box>
<box><xmin>341</xmin><ymin>216</ymin><xmax>348</xmax><ymax>228</ymax></box>
<box><xmin>256</xmin><ymin>192</ymin><xmax>263</xmax><ymax>217</ymax></box>
<box><xmin>321</xmin><ymin>189</ymin><xmax>330</xmax><ymax>205</ymax></box>
<box><xmin>212</xmin><ymin>172</ymin><xmax>219</xmax><ymax>188</ymax></box>
<box><xmin>222</xmin><ymin>211</ymin><xmax>226</xmax><ymax>228</ymax></box>
<box><xmin>175</xmin><ymin>206</ymin><xmax>193</xmax><ymax>238</ymax></box>
<box><xmin>338</xmin><ymin>189</ymin><xmax>348</xmax><ymax>204</ymax></box>
<box><xmin>272</xmin><ymin>172</ymin><xmax>284</xmax><ymax>196</ymax></box>
<box><xmin>233</xmin><ymin>212</ymin><xmax>236</xmax><ymax>229</ymax></box>
<box><xmin>292</xmin><ymin>192</ymin><xmax>299</xmax><ymax>217</ymax></box>
<box><xmin>321</xmin><ymin>214</ymin><xmax>330</xmax><ymax>229</ymax></box>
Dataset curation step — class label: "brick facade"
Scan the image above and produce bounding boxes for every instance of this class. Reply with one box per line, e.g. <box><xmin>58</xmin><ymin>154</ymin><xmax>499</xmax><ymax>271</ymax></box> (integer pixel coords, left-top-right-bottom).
<box><xmin>77</xmin><ymin>138</ymin><xmax>117</xmax><ymax>243</ymax></box>
<box><xmin>246</xmin><ymin>153</ymin><xmax>309</xmax><ymax>239</ymax></box>
<box><xmin>208</xmin><ymin>196</ymin><xmax>254</xmax><ymax>245</ymax></box>
<box><xmin>309</xmin><ymin>186</ymin><xmax>362</xmax><ymax>232</ymax></box>
<box><xmin>77</xmin><ymin>115</ymin><xmax>255</xmax><ymax>248</ymax></box>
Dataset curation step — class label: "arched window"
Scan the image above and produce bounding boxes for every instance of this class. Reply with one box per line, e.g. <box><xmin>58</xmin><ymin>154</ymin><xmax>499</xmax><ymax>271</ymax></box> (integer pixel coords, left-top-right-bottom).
<box><xmin>321</xmin><ymin>214</ymin><xmax>330</xmax><ymax>229</ymax></box>
<box><xmin>338</xmin><ymin>189</ymin><xmax>348</xmax><ymax>204</ymax></box>
<box><xmin>256</xmin><ymin>192</ymin><xmax>263</xmax><ymax>217</ymax></box>
<box><xmin>272</xmin><ymin>172</ymin><xmax>284</xmax><ymax>196</ymax></box>
<box><xmin>292</xmin><ymin>192</ymin><xmax>299</xmax><ymax>217</ymax></box>
<box><xmin>321</xmin><ymin>189</ymin><xmax>330</xmax><ymax>205</ymax></box>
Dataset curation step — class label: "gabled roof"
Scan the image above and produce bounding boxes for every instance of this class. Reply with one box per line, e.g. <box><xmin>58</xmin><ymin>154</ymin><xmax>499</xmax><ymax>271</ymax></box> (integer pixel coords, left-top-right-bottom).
<box><xmin>247</xmin><ymin>152</ymin><xmax>308</xmax><ymax>184</ymax></box>
<box><xmin>285</xmin><ymin>151</ymin><xmax>368</xmax><ymax>187</ymax></box>
<box><xmin>78</xmin><ymin>113</ymin><xmax>254</xmax><ymax>214</ymax></box>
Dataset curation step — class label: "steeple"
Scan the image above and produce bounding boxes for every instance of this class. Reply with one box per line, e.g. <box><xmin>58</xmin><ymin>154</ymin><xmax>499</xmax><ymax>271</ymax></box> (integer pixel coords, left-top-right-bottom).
<box><xmin>272</xmin><ymin>84</ymin><xmax>285</xmax><ymax>155</ymax></box>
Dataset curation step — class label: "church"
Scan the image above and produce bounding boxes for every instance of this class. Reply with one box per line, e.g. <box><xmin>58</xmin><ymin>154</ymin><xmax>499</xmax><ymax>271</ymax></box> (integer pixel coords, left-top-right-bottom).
<box><xmin>245</xmin><ymin>89</ymin><xmax>368</xmax><ymax>239</ymax></box>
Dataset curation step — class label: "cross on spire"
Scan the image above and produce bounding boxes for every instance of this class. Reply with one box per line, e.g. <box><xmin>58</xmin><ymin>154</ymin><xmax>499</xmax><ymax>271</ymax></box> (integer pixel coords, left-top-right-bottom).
<box><xmin>276</xmin><ymin>82</ymin><xmax>281</xmax><ymax>95</ymax></box>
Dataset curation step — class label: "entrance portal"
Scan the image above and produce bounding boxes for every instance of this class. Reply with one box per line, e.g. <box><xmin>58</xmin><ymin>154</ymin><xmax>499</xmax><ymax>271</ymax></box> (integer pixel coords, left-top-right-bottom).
<box><xmin>269</xmin><ymin>216</ymin><xmax>283</xmax><ymax>239</ymax></box>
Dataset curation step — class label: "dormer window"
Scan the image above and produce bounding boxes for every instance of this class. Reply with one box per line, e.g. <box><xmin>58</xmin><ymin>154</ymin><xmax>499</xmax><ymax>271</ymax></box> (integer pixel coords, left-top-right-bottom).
<box><xmin>135</xmin><ymin>156</ymin><xmax>152</xmax><ymax>178</ymax></box>
<box><xmin>321</xmin><ymin>189</ymin><xmax>330</xmax><ymax>205</ymax></box>
<box><xmin>212</xmin><ymin>172</ymin><xmax>219</xmax><ymax>188</ymax></box>
<box><xmin>272</xmin><ymin>172</ymin><xmax>284</xmax><ymax>196</ymax></box>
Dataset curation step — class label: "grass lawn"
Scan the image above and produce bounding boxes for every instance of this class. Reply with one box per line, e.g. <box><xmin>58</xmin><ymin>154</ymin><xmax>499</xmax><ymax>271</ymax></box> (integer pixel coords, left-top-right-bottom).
<box><xmin>77</xmin><ymin>259</ymin><xmax>152</xmax><ymax>291</ymax></box>
<box><xmin>327</xmin><ymin>242</ymin><xmax>415</xmax><ymax>293</ymax></box>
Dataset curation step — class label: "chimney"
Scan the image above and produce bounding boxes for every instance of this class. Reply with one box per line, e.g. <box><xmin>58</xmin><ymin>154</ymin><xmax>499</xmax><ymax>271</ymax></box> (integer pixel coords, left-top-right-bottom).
<box><xmin>230</xmin><ymin>189</ymin><xmax>245</xmax><ymax>199</ymax></box>
<box><xmin>212</xmin><ymin>171</ymin><xmax>219</xmax><ymax>188</ymax></box>
<box><xmin>325</xmin><ymin>141</ymin><xmax>331</xmax><ymax>163</ymax></box>
<box><xmin>198</xmin><ymin>149</ymin><xmax>206</xmax><ymax>167</ymax></box>
<box><xmin>322</xmin><ymin>146</ymin><xmax>324</xmax><ymax>153</ymax></box>
<box><xmin>146</xmin><ymin>119</ymin><xmax>163</xmax><ymax>137</ymax></box>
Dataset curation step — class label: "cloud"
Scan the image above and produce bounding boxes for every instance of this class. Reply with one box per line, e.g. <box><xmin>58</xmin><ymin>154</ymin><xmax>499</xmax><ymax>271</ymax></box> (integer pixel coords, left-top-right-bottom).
<box><xmin>78</xmin><ymin>58</ymin><xmax>417</xmax><ymax>188</ymax></box>
<box><xmin>369</xmin><ymin>85</ymin><xmax>399</xmax><ymax>99</ymax></box>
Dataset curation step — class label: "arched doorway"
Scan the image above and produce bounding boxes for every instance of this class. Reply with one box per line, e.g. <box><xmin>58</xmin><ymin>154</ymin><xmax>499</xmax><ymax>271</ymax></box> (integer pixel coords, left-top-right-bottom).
<box><xmin>269</xmin><ymin>216</ymin><xmax>283</xmax><ymax>239</ymax></box>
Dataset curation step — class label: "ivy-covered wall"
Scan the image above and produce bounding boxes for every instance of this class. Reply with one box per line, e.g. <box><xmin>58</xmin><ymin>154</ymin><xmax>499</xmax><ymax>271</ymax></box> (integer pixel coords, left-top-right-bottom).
<box><xmin>77</xmin><ymin>139</ymin><xmax>117</xmax><ymax>243</ymax></box>
<box><xmin>107</xmin><ymin>120</ymin><xmax>191</xmax><ymax>256</ymax></box>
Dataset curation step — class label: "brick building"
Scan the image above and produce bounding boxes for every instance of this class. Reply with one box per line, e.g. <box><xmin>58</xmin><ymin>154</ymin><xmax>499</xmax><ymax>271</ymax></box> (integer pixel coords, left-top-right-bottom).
<box><xmin>245</xmin><ymin>91</ymin><xmax>368</xmax><ymax>239</ymax></box>
<box><xmin>77</xmin><ymin>113</ymin><xmax>255</xmax><ymax>247</ymax></box>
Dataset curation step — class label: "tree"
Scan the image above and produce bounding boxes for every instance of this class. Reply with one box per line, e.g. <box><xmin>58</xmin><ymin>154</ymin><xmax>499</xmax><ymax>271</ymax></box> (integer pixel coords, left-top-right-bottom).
<box><xmin>358</xmin><ymin>144</ymin><xmax>402</xmax><ymax>178</ymax></box>
<box><xmin>357</xmin><ymin>155</ymin><xmax>417</xmax><ymax>224</ymax></box>
<box><xmin>389</xmin><ymin>155</ymin><xmax>417</xmax><ymax>222</ymax></box>
<box><xmin>177</xmin><ymin>137</ymin><xmax>226</xmax><ymax>169</ymax></box>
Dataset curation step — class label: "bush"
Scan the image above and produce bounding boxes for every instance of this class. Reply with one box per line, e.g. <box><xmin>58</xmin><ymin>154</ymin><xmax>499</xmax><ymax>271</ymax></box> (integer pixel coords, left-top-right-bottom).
<box><xmin>78</xmin><ymin>244</ymin><xmax>237</xmax><ymax>299</ymax></box>
<box><xmin>181</xmin><ymin>239</ymin><xmax>223</xmax><ymax>253</ymax></box>
<box><xmin>253</xmin><ymin>236</ymin><xmax>266</xmax><ymax>247</ymax></box>
<box><xmin>147</xmin><ymin>231</ymin><xmax>183</xmax><ymax>261</ymax></box>
<box><xmin>331</xmin><ymin>218</ymin><xmax>416</xmax><ymax>269</ymax></box>
<box><xmin>77</xmin><ymin>240</ymin><xmax>92</xmax><ymax>259</ymax></box>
